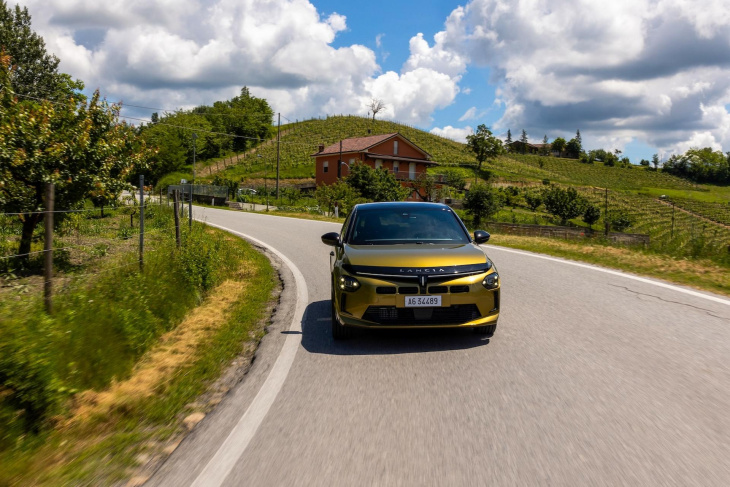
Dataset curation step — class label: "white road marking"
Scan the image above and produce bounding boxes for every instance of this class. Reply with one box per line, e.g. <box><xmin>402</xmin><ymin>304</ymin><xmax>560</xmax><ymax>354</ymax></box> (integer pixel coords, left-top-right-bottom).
<box><xmin>190</xmin><ymin>222</ymin><xmax>309</xmax><ymax>487</ymax></box>
<box><xmin>484</xmin><ymin>245</ymin><xmax>730</xmax><ymax>306</ymax></box>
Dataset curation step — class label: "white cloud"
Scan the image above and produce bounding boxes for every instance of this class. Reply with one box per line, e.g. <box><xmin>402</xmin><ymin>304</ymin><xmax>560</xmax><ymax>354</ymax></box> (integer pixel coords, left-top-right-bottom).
<box><xmin>432</xmin><ymin>0</ymin><xmax>730</xmax><ymax>154</ymax></box>
<box><xmin>15</xmin><ymin>0</ymin><xmax>462</xmax><ymax>127</ymax></box>
<box><xmin>430</xmin><ymin>125</ymin><xmax>473</xmax><ymax>143</ymax></box>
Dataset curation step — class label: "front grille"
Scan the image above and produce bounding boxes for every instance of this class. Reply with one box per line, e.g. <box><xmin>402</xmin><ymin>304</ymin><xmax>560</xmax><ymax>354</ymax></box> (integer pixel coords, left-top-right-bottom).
<box><xmin>376</xmin><ymin>287</ymin><xmax>396</xmax><ymax>294</ymax></box>
<box><xmin>361</xmin><ymin>305</ymin><xmax>481</xmax><ymax>326</ymax></box>
<box><xmin>428</xmin><ymin>286</ymin><xmax>448</xmax><ymax>294</ymax></box>
<box><xmin>450</xmin><ymin>285</ymin><xmax>469</xmax><ymax>294</ymax></box>
<box><xmin>398</xmin><ymin>287</ymin><xmax>419</xmax><ymax>295</ymax></box>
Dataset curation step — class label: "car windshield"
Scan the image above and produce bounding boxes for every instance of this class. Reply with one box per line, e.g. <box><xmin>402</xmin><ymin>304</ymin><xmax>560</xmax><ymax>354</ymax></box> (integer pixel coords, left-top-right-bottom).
<box><xmin>348</xmin><ymin>207</ymin><xmax>470</xmax><ymax>245</ymax></box>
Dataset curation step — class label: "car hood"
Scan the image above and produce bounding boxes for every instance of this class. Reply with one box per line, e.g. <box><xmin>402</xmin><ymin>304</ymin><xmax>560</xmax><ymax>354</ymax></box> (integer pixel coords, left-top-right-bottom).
<box><xmin>343</xmin><ymin>243</ymin><xmax>487</xmax><ymax>268</ymax></box>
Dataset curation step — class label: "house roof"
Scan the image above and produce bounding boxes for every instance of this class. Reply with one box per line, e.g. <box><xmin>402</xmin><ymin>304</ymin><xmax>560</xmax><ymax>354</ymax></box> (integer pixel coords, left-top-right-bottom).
<box><xmin>313</xmin><ymin>133</ymin><xmax>397</xmax><ymax>155</ymax></box>
<box><xmin>311</xmin><ymin>133</ymin><xmax>431</xmax><ymax>159</ymax></box>
<box><xmin>364</xmin><ymin>153</ymin><xmax>438</xmax><ymax>165</ymax></box>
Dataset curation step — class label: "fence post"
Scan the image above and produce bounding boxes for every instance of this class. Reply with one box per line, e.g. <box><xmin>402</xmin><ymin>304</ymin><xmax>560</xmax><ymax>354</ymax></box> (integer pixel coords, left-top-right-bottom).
<box><xmin>188</xmin><ymin>184</ymin><xmax>193</xmax><ymax>229</ymax></box>
<box><xmin>139</xmin><ymin>175</ymin><xmax>144</xmax><ymax>271</ymax></box>
<box><xmin>173</xmin><ymin>190</ymin><xmax>181</xmax><ymax>248</ymax></box>
<box><xmin>44</xmin><ymin>182</ymin><xmax>54</xmax><ymax>314</ymax></box>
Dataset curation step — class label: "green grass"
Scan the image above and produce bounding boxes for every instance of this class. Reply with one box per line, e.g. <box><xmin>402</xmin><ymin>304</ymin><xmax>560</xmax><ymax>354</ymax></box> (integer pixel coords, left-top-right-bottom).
<box><xmin>0</xmin><ymin>207</ymin><xmax>275</xmax><ymax>485</ymax></box>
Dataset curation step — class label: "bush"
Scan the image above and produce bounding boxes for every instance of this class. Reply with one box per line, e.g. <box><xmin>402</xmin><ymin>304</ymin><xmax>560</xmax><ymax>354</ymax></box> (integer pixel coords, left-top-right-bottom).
<box><xmin>607</xmin><ymin>210</ymin><xmax>634</xmax><ymax>232</ymax></box>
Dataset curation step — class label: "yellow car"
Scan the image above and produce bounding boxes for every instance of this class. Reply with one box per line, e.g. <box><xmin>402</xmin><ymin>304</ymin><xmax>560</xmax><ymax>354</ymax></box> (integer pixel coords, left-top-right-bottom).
<box><xmin>321</xmin><ymin>202</ymin><xmax>500</xmax><ymax>339</ymax></box>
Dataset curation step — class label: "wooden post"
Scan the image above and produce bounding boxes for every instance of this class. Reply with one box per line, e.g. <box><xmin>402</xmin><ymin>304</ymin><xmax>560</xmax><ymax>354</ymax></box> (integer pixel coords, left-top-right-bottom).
<box><xmin>44</xmin><ymin>182</ymin><xmax>54</xmax><ymax>314</ymax></box>
<box><xmin>173</xmin><ymin>190</ymin><xmax>181</xmax><ymax>248</ymax></box>
<box><xmin>139</xmin><ymin>175</ymin><xmax>144</xmax><ymax>271</ymax></box>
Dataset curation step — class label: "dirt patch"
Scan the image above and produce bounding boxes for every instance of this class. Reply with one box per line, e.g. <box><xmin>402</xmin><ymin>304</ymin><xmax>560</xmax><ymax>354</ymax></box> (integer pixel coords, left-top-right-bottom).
<box><xmin>69</xmin><ymin>277</ymin><xmax>249</xmax><ymax>423</ymax></box>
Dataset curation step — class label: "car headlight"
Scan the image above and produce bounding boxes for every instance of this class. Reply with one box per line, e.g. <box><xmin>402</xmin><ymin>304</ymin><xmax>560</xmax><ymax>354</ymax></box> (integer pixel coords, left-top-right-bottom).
<box><xmin>482</xmin><ymin>273</ymin><xmax>499</xmax><ymax>290</ymax></box>
<box><xmin>339</xmin><ymin>275</ymin><xmax>361</xmax><ymax>292</ymax></box>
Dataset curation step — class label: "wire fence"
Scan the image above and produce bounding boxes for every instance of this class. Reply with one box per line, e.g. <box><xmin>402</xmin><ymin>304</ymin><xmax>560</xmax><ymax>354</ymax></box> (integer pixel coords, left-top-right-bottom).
<box><xmin>0</xmin><ymin>179</ymin><xmax>196</xmax><ymax>310</ymax></box>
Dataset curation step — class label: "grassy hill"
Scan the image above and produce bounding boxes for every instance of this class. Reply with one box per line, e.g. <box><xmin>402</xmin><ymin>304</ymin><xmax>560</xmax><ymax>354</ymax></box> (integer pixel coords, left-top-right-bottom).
<box><xmin>194</xmin><ymin>115</ymin><xmax>730</xmax><ymax>264</ymax></box>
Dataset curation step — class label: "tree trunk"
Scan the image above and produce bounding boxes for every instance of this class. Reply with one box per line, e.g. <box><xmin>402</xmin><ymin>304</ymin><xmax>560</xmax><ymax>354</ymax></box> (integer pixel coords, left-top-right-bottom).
<box><xmin>18</xmin><ymin>213</ymin><xmax>42</xmax><ymax>261</ymax></box>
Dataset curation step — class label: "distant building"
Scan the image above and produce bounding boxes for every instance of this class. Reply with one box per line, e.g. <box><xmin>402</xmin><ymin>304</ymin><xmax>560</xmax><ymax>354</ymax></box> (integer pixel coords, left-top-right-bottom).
<box><xmin>312</xmin><ymin>133</ymin><xmax>438</xmax><ymax>200</ymax></box>
<box><xmin>507</xmin><ymin>141</ymin><xmax>564</xmax><ymax>157</ymax></box>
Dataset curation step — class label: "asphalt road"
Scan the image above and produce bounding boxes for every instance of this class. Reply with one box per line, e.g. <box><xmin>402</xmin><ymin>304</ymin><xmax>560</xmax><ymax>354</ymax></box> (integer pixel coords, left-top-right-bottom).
<box><xmin>149</xmin><ymin>207</ymin><xmax>730</xmax><ymax>486</ymax></box>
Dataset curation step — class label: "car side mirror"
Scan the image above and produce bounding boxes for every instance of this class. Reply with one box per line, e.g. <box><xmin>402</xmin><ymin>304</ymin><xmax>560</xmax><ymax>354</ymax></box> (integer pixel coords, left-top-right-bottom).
<box><xmin>321</xmin><ymin>232</ymin><xmax>342</xmax><ymax>247</ymax></box>
<box><xmin>473</xmin><ymin>230</ymin><xmax>490</xmax><ymax>244</ymax></box>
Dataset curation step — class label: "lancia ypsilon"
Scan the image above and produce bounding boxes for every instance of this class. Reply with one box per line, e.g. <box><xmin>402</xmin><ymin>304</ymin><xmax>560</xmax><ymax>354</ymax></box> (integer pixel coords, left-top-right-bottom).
<box><xmin>321</xmin><ymin>202</ymin><xmax>500</xmax><ymax>339</ymax></box>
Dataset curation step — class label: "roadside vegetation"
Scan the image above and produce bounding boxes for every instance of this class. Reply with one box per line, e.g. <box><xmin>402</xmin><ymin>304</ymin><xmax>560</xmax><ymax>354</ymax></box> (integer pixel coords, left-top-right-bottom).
<box><xmin>0</xmin><ymin>207</ymin><xmax>275</xmax><ymax>485</ymax></box>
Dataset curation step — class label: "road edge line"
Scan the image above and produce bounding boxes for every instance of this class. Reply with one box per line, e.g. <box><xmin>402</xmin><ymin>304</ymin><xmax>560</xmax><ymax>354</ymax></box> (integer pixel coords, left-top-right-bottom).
<box><xmin>190</xmin><ymin>222</ymin><xmax>309</xmax><ymax>487</ymax></box>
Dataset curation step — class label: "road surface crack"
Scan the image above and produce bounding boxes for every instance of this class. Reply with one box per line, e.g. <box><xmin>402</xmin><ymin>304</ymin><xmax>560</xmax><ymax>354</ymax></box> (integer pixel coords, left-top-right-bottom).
<box><xmin>609</xmin><ymin>284</ymin><xmax>730</xmax><ymax>321</ymax></box>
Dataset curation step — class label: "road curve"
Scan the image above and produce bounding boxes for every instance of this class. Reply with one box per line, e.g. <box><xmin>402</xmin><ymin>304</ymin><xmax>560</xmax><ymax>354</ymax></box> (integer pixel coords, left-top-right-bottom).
<box><xmin>149</xmin><ymin>207</ymin><xmax>730</xmax><ymax>486</ymax></box>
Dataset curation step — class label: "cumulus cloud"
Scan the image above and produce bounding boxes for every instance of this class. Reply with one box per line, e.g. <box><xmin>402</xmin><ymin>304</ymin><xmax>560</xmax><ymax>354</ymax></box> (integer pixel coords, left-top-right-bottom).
<box><xmin>435</xmin><ymin>0</ymin><xmax>730</xmax><ymax>154</ymax></box>
<box><xmin>16</xmin><ymin>0</ymin><xmax>462</xmax><ymax>126</ymax></box>
<box><xmin>430</xmin><ymin>125</ymin><xmax>473</xmax><ymax>143</ymax></box>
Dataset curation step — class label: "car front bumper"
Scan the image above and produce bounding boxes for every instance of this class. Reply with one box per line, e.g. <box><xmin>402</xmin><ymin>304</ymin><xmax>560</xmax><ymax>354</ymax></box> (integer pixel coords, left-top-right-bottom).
<box><xmin>333</xmin><ymin>270</ymin><xmax>500</xmax><ymax>329</ymax></box>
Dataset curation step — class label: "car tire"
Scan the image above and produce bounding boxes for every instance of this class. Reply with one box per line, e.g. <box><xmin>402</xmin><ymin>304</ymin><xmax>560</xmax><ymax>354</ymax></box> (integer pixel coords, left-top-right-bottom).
<box><xmin>331</xmin><ymin>284</ymin><xmax>351</xmax><ymax>340</ymax></box>
<box><xmin>474</xmin><ymin>324</ymin><xmax>497</xmax><ymax>337</ymax></box>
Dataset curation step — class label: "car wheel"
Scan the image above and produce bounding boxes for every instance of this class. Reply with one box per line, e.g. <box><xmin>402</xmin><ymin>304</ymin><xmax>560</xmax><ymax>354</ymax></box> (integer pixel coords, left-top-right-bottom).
<box><xmin>331</xmin><ymin>284</ymin><xmax>351</xmax><ymax>340</ymax></box>
<box><xmin>474</xmin><ymin>324</ymin><xmax>497</xmax><ymax>337</ymax></box>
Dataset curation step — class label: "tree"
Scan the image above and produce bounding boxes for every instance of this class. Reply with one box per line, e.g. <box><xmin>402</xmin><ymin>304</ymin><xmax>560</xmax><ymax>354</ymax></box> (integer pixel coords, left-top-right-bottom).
<box><xmin>368</xmin><ymin>98</ymin><xmax>385</xmax><ymax>121</ymax></box>
<box><xmin>542</xmin><ymin>186</ymin><xmax>586</xmax><ymax>225</ymax></box>
<box><xmin>525</xmin><ymin>191</ymin><xmax>543</xmax><ymax>212</ymax></box>
<box><xmin>0</xmin><ymin>2</ymin><xmax>82</xmax><ymax>100</ymax></box>
<box><xmin>565</xmin><ymin>138</ymin><xmax>582</xmax><ymax>158</ymax></box>
<box><xmin>466</xmin><ymin>124</ymin><xmax>503</xmax><ymax>169</ymax></box>
<box><xmin>413</xmin><ymin>173</ymin><xmax>436</xmax><ymax>201</ymax></box>
<box><xmin>551</xmin><ymin>137</ymin><xmax>567</xmax><ymax>155</ymax></box>
<box><xmin>314</xmin><ymin>181</ymin><xmax>364</xmax><ymax>217</ymax></box>
<box><xmin>639</xmin><ymin>158</ymin><xmax>650</xmax><ymax>167</ymax></box>
<box><xmin>575</xmin><ymin>129</ymin><xmax>582</xmax><ymax>148</ymax></box>
<box><xmin>463</xmin><ymin>183</ymin><xmax>502</xmax><ymax>228</ymax></box>
<box><xmin>651</xmin><ymin>153</ymin><xmax>660</xmax><ymax>170</ymax></box>
<box><xmin>345</xmin><ymin>163</ymin><xmax>410</xmax><ymax>202</ymax></box>
<box><xmin>0</xmin><ymin>53</ymin><xmax>152</xmax><ymax>259</ymax></box>
<box><xmin>541</xmin><ymin>134</ymin><xmax>550</xmax><ymax>155</ymax></box>
<box><xmin>582</xmin><ymin>204</ymin><xmax>601</xmax><ymax>229</ymax></box>
<box><xmin>505</xmin><ymin>129</ymin><xmax>512</xmax><ymax>146</ymax></box>
<box><xmin>519</xmin><ymin>129</ymin><xmax>528</xmax><ymax>153</ymax></box>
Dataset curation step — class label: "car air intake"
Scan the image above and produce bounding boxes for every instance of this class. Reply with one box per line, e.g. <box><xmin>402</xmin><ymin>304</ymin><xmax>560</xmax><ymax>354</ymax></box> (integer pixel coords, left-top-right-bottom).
<box><xmin>398</xmin><ymin>287</ymin><xmax>419</xmax><ymax>295</ymax></box>
<box><xmin>450</xmin><ymin>285</ymin><xmax>469</xmax><ymax>294</ymax></box>
<box><xmin>362</xmin><ymin>305</ymin><xmax>481</xmax><ymax>326</ymax></box>
<box><xmin>376</xmin><ymin>287</ymin><xmax>396</xmax><ymax>294</ymax></box>
<box><xmin>427</xmin><ymin>286</ymin><xmax>448</xmax><ymax>294</ymax></box>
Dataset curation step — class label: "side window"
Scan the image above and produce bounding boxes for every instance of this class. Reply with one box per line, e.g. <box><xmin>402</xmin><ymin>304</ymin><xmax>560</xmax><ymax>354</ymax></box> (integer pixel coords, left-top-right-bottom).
<box><xmin>394</xmin><ymin>140</ymin><xmax>399</xmax><ymax>155</ymax></box>
<box><xmin>323</xmin><ymin>161</ymin><xmax>328</xmax><ymax>173</ymax></box>
<box><xmin>375</xmin><ymin>159</ymin><xmax>382</xmax><ymax>169</ymax></box>
<box><xmin>393</xmin><ymin>162</ymin><xmax>399</xmax><ymax>174</ymax></box>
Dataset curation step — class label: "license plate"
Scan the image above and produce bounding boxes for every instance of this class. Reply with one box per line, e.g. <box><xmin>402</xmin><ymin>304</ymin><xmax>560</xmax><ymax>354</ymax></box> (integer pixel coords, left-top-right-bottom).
<box><xmin>405</xmin><ymin>296</ymin><xmax>442</xmax><ymax>307</ymax></box>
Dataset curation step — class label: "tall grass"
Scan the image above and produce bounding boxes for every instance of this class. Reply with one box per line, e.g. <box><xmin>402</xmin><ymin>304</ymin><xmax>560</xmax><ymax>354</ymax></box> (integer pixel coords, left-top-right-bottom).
<box><xmin>0</xmin><ymin>208</ymin><xmax>249</xmax><ymax>440</ymax></box>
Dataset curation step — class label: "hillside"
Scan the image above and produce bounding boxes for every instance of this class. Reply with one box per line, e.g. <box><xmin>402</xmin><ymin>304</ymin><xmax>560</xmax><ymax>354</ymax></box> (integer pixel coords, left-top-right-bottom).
<box><xmin>195</xmin><ymin>115</ymin><xmax>730</xmax><ymax>263</ymax></box>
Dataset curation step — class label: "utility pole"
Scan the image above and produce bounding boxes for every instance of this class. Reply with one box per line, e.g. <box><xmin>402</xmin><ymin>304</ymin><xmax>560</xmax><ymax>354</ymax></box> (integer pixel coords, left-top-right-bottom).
<box><xmin>44</xmin><ymin>182</ymin><xmax>54</xmax><ymax>314</ymax></box>
<box><xmin>276</xmin><ymin>112</ymin><xmax>281</xmax><ymax>200</ymax></box>
<box><xmin>192</xmin><ymin>133</ymin><xmax>198</xmax><ymax>183</ymax></box>
<box><xmin>338</xmin><ymin>139</ymin><xmax>343</xmax><ymax>179</ymax></box>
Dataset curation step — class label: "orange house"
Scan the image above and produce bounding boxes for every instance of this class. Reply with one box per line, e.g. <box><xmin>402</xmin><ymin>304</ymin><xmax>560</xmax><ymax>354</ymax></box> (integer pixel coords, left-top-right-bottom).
<box><xmin>312</xmin><ymin>133</ymin><xmax>437</xmax><ymax>200</ymax></box>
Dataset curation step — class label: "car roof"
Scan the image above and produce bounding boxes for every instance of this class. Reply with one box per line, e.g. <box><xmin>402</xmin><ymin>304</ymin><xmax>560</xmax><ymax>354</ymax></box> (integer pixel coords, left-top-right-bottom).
<box><xmin>354</xmin><ymin>201</ymin><xmax>451</xmax><ymax>212</ymax></box>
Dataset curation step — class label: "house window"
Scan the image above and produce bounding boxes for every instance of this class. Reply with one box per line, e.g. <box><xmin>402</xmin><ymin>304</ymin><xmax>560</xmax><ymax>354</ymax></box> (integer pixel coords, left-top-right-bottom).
<box><xmin>375</xmin><ymin>159</ymin><xmax>382</xmax><ymax>169</ymax></box>
<box><xmin>393</xmin><ymin>161</ymin><xmax>399</xmax><ymax>175</ymax></box>
<box><xmin>394</xmin><ymin>140</ymin><xmax>399</xmax><ymax>155</ymax></box>
<box><xmin>409</xmin><ymin>162</ymin><xmax>416</xmax><ymax>180</ymax></box>
<box><xmin>323</xmin><ymin>161</ymin><xmax>328</xmax><ymax>173</ymax></box>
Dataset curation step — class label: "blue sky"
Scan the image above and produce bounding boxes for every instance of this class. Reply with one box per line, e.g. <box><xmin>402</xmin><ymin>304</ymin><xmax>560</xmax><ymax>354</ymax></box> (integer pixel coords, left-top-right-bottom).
<box><xmin>16</xmin><ymin>0</ymin><xmax>730</xmax><ymax>163</ymax></box>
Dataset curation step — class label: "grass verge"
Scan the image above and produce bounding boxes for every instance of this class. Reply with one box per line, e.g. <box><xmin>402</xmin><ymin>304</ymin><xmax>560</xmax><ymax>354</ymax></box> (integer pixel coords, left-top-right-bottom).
<box><xmin>488</xmin><ymin>234</ymin><xmax>730</xmax><ymax>297</ymax></box>
<box><xmin>0</xmin><ymin>222</ymin><xmax>276</xmax><ymax>486</ymax></box>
